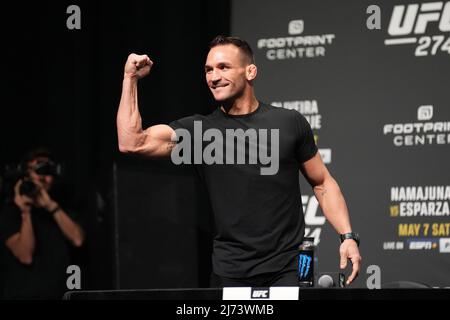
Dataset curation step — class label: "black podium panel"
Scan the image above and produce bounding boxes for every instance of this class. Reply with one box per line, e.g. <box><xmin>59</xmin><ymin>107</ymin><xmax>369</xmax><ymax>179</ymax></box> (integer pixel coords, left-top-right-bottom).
<box><xmin>63</xmin><ymin>288</ymin><xmax>450</xmax><ymax>300</ymax></box>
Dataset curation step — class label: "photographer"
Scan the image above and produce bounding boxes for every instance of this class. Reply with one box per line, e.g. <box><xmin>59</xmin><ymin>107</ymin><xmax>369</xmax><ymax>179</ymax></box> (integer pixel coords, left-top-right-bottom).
<box><xmin>0</xmin><ymin>148</ymin><xmax>84</xmax><ymax>299</ymax></box>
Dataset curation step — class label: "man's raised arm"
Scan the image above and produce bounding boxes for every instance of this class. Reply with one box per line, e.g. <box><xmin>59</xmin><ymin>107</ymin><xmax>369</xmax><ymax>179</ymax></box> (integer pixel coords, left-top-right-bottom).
<box><xmin>117</xmin><ymin>53</ymin><xmax>176</xmax><ymax>158</ymax></box>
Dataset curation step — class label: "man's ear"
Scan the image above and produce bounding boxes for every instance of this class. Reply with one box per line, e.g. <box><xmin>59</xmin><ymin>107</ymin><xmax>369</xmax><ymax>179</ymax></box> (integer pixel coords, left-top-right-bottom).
<box><xmin>246</xmin><ymin>64</ymin><xmax>257</xmax><ymax>81</ymax></box>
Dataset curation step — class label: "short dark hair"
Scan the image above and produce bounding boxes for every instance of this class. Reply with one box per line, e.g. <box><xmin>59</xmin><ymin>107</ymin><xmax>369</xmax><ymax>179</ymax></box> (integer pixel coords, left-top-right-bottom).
<box><xmin>21</xmin><ymin>147</ymin><xmax>55</xmax><ymax>165</ymax></box>
<box><xmin>209</xmin><ymin>35</ymin><xmax>255</xmax><ymax>64</ymax></box>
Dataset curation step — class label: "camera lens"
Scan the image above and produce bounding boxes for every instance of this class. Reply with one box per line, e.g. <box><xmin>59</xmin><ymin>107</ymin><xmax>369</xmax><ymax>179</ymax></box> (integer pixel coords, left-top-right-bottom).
<box><xmin>19</xmin><ymin>179</ymin><xmax>39</xmax><ymax>197</ymax></box>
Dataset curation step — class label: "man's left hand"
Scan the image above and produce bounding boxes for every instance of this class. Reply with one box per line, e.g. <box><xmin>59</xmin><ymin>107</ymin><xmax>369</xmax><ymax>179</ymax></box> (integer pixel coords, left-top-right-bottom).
<box><xmin>339</xmin><ymin>240</ymin><xmax>362</xmax><ymax>285</ymax></box>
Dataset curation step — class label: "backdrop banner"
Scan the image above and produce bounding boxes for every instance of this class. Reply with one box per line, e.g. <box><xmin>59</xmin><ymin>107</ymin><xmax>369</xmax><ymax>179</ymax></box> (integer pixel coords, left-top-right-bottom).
<box><xmin>232</xmin><ymin>0</ymin><xmax>450</xmax><ymax>288</ymax></box>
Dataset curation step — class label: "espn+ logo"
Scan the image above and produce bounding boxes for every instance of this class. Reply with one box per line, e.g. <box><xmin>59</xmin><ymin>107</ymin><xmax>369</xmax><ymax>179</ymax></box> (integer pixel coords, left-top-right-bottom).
<box><xmin>385</xmin><ymin>1</ymin><xmax>450</xmax><ymax>56</ymax></box>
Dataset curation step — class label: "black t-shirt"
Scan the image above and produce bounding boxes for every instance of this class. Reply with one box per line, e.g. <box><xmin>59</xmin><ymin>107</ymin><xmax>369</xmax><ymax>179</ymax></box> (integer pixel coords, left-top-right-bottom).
<box><xmin>169</xmin><ymin>102</ymin><xmax>317</xmax><ymax>278</ymax></box>
<box><xmin>0</xmin><ymin>204</ymin><xmax>73</xmax><ymax>299</ymax></box>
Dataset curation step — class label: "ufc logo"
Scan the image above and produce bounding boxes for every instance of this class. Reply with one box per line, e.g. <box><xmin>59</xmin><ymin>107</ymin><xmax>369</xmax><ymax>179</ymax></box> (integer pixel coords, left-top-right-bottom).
<box><xmin>251</xmin><ymin>289</ymin><xmax>269</xmax><ymax>299</ymax></box>
<box><xmin>388</xmin><ymin>2</ymin><xmax>450</xmax><ymax>36</ymax></box>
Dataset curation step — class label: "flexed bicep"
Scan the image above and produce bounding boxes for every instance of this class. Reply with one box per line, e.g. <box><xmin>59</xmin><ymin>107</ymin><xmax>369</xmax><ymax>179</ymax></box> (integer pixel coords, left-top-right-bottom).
<box><xmin>137</xmin><ymin>124</ymin><xmax>178</xmax><ymax>158</ymax></box>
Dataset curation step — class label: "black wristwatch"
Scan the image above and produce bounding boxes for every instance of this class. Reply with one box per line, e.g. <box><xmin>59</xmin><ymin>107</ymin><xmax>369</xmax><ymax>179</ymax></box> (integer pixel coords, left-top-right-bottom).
<box><xmin>340</xmin><ymin>232</ymin><xmax>360</xmax><ymax>247</ymax></box>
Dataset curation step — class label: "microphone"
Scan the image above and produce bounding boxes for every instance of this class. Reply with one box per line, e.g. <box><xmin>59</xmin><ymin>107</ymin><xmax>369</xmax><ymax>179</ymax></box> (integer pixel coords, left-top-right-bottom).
<box><xmin>317</xmin><ymin>274</ymin><xmax>334</xmax><ymax>288</ymax></box>
<box><xmin>317</xmin><ymin>272</ymin><xmax>346</xmax><ymax>288</ymax></box>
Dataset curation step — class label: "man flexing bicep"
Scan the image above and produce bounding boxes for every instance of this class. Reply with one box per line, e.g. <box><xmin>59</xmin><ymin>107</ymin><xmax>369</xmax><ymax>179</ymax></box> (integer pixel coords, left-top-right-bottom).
<box><xmin>117</xmin><ymin>54</ymin><xmax>177</xmax><ymax>158</ymax></box>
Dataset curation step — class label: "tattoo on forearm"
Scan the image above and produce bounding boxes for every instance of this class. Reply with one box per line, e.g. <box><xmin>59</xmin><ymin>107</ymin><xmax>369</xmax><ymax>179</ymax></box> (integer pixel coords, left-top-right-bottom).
<box><xmin>321</xmin><ymin>189</ymin><xmax>327</xmax><ymax>197</ymax></box>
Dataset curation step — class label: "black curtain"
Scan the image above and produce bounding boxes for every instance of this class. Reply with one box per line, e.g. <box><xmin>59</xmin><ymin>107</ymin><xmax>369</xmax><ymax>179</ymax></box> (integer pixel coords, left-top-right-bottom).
<box><xmin>1</xmin><ymin>0</ymin><xmax>230</xmax><ymax>290</ymax></box>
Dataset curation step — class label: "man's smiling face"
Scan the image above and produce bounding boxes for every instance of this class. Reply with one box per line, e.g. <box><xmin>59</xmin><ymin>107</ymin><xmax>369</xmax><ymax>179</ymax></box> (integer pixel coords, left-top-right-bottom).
<box><xmin>205</xmin><ymin>44</ymin><xmax>249</xmax><ymax>103</ymax></box>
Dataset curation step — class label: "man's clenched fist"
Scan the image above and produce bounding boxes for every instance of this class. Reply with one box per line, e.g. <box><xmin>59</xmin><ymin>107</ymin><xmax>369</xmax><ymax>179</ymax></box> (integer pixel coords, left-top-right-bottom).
<box><xmin>124</xmin><ymin>53</ymin><xmax>153</xmax><ymax>79</ymax></box>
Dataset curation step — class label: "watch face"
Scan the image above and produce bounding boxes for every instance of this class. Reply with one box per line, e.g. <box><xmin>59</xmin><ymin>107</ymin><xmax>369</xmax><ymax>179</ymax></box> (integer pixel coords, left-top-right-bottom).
<box><xmin>341</xmin><ymin>233</ymin><xmax>359</xmax><ymax>243</ymax></box>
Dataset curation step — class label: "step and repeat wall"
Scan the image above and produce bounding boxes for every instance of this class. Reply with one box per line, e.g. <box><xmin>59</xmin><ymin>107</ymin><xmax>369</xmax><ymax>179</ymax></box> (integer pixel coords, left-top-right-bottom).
<box><xmin>232</xmin><ymin>0</ymin><xmax>450</xmax><ymax>287</ymax></box>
